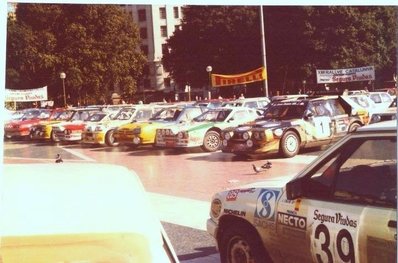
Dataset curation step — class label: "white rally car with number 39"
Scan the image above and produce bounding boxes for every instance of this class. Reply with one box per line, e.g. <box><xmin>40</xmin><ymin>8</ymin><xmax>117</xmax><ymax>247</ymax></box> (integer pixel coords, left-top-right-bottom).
<box><xmin>207</xmin><ymin>120</ymin><xmax>397</xmax><ymax>263</ymax></box>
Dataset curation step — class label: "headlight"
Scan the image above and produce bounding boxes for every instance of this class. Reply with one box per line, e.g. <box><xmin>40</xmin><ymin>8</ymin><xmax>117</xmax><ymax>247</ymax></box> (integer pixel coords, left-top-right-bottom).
<box><xmin>133</xmin><ymin>127</ymin><xmax>141</xmax><ymax>134</ymax></box>
<box><xmin>64</xmin><ymin>129</ymin><xmax>71</xmax><ymax>135</ymax></box>
<box><xmin>224</xmin><ymin>132</ymin><xmax>232</xmax><ymax>140</ymax></box>
<box><xmin>165</xmin><ymin>129</ymin><xmax>170</xmax><ymax>135</ymax></box>
<box><xmin>371</xmin><ymin>114</ymin><xmax>381</xmax><ymax>123</ymax></box>
<box><xmin>242</xmin><ymin>132</ymin><xmax>250</xmax><ymax>140</ymax></box>
<box><xmin>274</xmin><ymin>128</ymin><xmax>283</xmax><ymax>137</ymax></box>
<box><xmin>157</xmin><ymin>129</ymin><xmax>162</xmax><ymax>135</ymax></box>
<box><xmin>222</xmin><ymin>140</ymin><xmax>228</xmax><ymax>147</ymax></box>
<box><xmin>246</xmin><ymin>139</ymin><xmax>253</xmax><ymax>147</ymax></box>
<box><xmin>161</xmin><ymin>129</ymin><xmax>166</xmax><ymax>135</ymax></box>
<box><xmin>210</xmin><ymin>198</ymin><xmax>222</xmax><ymax>218</ymax></box>
<box><xmin>177</xmin><ymin>132</ymin><xmax>186</xmax><ymax>139</ymax></box>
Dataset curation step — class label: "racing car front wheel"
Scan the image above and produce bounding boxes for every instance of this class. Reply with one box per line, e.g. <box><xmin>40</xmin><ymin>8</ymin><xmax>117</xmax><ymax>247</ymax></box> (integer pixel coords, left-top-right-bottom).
<box><xmin>50</xmin><ymin>131</ymin><xmax>60</xmax><ymax>143</ymax></box>
<box><xmin>348</xmin><ymin>122</ymin><xmax>361</xmax><ymax>132</ymax></box>
<box><xmin>280</xmin><ymin>131</ymin><xmax>300</xmax><ymax>158</ymax></box>
<box><xmin>202</xmin><ymin>131</ymin><xmax>221</xmax><ymax>152</ymax></box>
<box><xmin>220</xmin><ymin>222</ymin><xmax>271</xmax><ymax>263</ymax></box>
<box><xmin>105</xmin><ymin>129</ymin><xmax>119</xmax><ymax>147</ymax></box>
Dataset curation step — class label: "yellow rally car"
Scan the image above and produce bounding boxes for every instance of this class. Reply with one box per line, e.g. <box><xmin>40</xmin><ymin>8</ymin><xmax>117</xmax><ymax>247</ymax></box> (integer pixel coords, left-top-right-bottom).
<box><xmin>81</xmin><ymin>105</ymin><xmax>159</xmax><ymax>147</ymax></box>
<box><xmin>207</xmin><ymin>120</ymin><xmax>396</xmax><ymax>263</ymax></box>
<box><xmin>1</xmin><ymin>163</ymin><xmax>179</xmax><ymax>263</ymax></box>
<box><xmin>114</xmin><ymin>105</ymin><xmax>205</xmax><ymax>147</ymax></box>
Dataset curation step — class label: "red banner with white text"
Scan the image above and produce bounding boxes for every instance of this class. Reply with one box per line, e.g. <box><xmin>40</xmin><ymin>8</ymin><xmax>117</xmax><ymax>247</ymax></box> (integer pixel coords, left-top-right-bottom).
<box><xmin>211</xmin><ymin>67</ymin><xmax>267</xmax><ymax>88</ymax></box>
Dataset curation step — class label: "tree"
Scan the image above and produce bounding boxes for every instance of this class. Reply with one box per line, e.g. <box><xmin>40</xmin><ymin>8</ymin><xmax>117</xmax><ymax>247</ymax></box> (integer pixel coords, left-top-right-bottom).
<box><xmin>164</xmin><ymin>6</ymin><xmax>397</xmax><ymax>95</ymax></box>
<box><xmin>300</xmin><ymin>6</ymin><xmax>397</xmax><ymax>90</ymax></box>
<box><xmin>6</xmin><ymin>4</ymin><xmax>146</xmax><ymax>105</ymax></box>
<box><xmin>163</xmin><ymin>6</ymin><xmax>263</xmax><ymax>94</ymax></box>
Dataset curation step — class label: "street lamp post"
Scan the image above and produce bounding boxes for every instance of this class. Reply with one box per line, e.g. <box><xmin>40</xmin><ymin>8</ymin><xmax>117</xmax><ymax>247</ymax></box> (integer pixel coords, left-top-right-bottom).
<box><xmin>302</xmin><ymin>80</ymin><xmax>306</xmax><ymax>94</ymax></box>
<box><xmin>206</xmin><ymin>65</ymin><xmax>212</xmax><ymax>100</ymax></box>
<box><xmin>60</xmin><ymin>72</ymin><xmax>66</xmax><ymax>107</ymax></box>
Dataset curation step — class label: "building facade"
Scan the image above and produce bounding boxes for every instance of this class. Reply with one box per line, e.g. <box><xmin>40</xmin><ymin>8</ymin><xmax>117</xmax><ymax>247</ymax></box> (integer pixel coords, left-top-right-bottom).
<box><xmin>121</xmin><ymin>5</ymin><xmax>183</xmax><ymax>99</ymax></box>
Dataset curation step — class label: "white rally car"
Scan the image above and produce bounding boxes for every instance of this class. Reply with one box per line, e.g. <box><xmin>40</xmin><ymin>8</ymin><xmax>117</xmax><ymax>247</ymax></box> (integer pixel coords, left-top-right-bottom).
<box><xmin>207</xmin><ymin>120</ymin><xmax>397</xmax><ymax>263</ymax></box>
<box><xmin>155</xmin><ymin>107</ymin><xmax>260</xmax><ymax>152</ymax></box>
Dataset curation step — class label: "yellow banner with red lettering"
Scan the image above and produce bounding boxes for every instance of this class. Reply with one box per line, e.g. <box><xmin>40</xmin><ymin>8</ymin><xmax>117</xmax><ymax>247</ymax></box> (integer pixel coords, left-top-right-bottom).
<box><xmin>211</xmin><ymin>67</ymin><xmax>267</xmax><ymax>88</ymax></box>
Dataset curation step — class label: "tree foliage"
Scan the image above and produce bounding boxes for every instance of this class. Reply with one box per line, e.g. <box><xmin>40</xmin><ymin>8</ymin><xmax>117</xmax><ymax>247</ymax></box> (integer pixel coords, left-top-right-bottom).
<box><xmin>164</xmin><ymin>6</ymin><xmax>397</xmax><ymax>94</ymax></box>
<box><xmin>163</xmin><ymin>6</ymin><xmax>262</xmax><ymax>90</ymax></box>
<box><xmin>300</xmin><ymin>6</ymin><xmax>397</xmax><ymax>89</ymax></box>
<box><xmin>6</xmin><ymin>4</ymin><xmax>146</xmax><ymax>105</ymax></box>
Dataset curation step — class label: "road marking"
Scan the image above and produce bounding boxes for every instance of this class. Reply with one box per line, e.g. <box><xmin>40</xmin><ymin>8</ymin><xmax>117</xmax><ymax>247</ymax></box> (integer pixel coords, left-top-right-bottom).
<box><xmin>58</xmin><ymin>146</ymin><xmax>97</xmax><ymax>162</ymax></box>
<box><xmin>148</xmin><ymin>192</ymin><xmax>210</xmax><ymax>231</ymax></box>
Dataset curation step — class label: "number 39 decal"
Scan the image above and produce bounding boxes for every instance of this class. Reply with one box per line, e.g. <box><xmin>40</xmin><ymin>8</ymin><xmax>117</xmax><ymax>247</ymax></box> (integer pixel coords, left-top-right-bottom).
<box><xmin>314</xmin><ymin>223</ymin><xmax>355</xmax><ymax>263</ymax></box>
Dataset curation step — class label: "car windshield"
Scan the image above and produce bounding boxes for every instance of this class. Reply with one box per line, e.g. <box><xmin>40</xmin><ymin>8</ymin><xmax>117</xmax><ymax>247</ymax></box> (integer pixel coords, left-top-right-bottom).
<box><xmin>86</xmin><ymin>112</ymin><xmax>108</xmax><ymax>122</ymax></box>
<box><xmin>149</xmin><ymin>107</ymin><xmax>181</xmax><ymax>121</ymax></box>
<box><xmin>194</xmin><ymin>109</ymin><xmax>232</xmax><ymax>122</ymax></box>
<box><xmin>21</xmin><ymin>109</ymin><xmax>51</xmax><ymax>120</ymax></box>
<box><xmin>112</xmin><ymin>108</ymin><xmax>135</xmax><ymax>120</ymax></box>
<box><xmin>262</xmin><ymin>104</ymin><xmax>306</xmax><ymax>120</ymax></box>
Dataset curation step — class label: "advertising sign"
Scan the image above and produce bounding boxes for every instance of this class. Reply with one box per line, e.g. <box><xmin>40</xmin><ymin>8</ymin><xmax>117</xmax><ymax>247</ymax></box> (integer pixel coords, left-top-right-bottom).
<box><xmin>5</xmin><ymin>86</ymin><xmax>48</xmax><ymax>102</ymax></box>
<box><xmin>316</xmin><ymin>66</ymin><xmax>375</xmax><ymax>84</ymax></box>
<box><xmin>211</xmin><ymin>67</ymin><xmax>267</xmax><ymax>88</ymax></box>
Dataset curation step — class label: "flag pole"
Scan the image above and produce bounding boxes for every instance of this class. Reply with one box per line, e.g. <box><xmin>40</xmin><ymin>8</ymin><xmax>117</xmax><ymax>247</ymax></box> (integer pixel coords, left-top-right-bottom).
<box><xmin>260</xmin><ymin>6</ymin><xmax>269</xmax><ymax>97</ymax></box>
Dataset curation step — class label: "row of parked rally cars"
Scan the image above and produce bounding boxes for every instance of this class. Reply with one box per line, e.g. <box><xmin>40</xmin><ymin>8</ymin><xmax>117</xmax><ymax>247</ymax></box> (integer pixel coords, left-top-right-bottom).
<box><xmin>4</xmin><ymin>90</ymin><xmax>396</xmax><ymax>158</ymax></box>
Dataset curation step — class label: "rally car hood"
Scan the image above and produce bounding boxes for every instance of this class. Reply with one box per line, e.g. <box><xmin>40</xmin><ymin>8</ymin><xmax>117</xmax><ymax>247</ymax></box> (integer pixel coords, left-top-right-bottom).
<box><xmin>118</xmin><ymin>119</ymin><xmax>181</xmax><ymax>131</ymax></box>
<box><xmin>238</xmin><ymin>174</ymin><xmax>296</xmax><ymax>189</ymax></box>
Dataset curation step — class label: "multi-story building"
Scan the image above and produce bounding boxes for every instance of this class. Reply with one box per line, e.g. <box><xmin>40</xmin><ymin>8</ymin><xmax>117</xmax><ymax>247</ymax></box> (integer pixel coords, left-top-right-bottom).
<box><xmin>121</xmin><ymin>5</ymin><xmax>183</xmax><ymax>100</ymax></box>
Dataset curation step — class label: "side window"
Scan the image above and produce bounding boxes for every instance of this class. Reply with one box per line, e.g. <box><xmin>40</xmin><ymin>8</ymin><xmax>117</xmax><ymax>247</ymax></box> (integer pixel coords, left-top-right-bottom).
<box><xmin>370</xmin><ymin>94</ymin><xmax>381</xmax><ymax>103</ymax></box>
<box><xmin>307</xmin><ymin>137</ymin><xmax>397</xmax><ymax>207</ymax></box>
<box><xmin>381</xmin><ymin>93</ymin><xmax>391</xmax><ymax>103</ymax></box>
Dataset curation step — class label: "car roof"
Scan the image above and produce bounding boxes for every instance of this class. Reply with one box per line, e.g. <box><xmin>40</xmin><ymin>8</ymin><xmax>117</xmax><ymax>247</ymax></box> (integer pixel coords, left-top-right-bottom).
<box><xmin>2</xmin><ymin>163</ymin><xmax>174</xmax><ymax>262</ymax></box>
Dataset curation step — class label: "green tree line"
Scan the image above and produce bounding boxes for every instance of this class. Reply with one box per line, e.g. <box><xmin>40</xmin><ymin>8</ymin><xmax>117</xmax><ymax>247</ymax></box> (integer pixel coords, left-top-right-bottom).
<box><xmin>6</xmin><ymin>4</ymin><xmax>146</xmax><ymax>106</ymax></box>
<box><xmin>6</xmin><ymin>5</ymin><xmax>397</xmax><ymax>104</ymax></box>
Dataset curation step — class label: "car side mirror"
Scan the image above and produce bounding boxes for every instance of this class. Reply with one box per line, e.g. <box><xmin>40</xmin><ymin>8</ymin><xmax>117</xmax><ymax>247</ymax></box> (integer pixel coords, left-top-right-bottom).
<box><xmin>286</xmin><ymin>178</ymin><xmax>307</xmax><ymax>200</ymax></box>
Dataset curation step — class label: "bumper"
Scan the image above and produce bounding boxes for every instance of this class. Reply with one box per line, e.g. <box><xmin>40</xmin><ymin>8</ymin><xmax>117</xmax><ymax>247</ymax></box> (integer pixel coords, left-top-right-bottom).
<box><xmin>56</xmin><ymin>133</ymin><xmax>82</xmax><ymax>141</ymax></box>
<box><xmin>206</xmin><ymin>218</ymin><xmax>219</xmax><ymax>249</ymax></box>
<box><xmin>116</xmin><ymin>135</ymin><xmax>143</xmax><ymax>145</ymax></box>
<box><xmin>5</xmin><ymin>130</ymin><xmax>30</xmax><ymax>138</ymax></box>
<box><xmin>82</xmin><ymin>132</ymin><xmax>105</xmax><ymax>144</ymax></box>
<box><xmin>222</xmin><ymin>140</ymin><xmax>280</xmax><ymax>155</ymax></box>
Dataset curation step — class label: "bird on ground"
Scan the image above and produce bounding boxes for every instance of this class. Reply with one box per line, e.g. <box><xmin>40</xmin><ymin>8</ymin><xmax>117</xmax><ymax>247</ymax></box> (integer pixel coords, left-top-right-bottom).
<box><xmin>252</xmin><ymin>161</ymin><xmax>272</xmax><ymax>173</ymax></box>
<box><xmin>55</xmin><ymin>154</ymin><xmax>63</xmax><ymax>163</ymax></box>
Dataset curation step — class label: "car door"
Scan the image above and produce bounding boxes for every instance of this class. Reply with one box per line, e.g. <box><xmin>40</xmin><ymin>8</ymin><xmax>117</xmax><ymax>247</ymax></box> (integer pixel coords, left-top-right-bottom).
<box><xmin>305</xmin><ymin>135</ymin><xmax>396</xmax><ymax>263</ymax></box>
<box><xmin>307</xmin><ymin>101</ymin><xmax>333</xmax><ymax>141</ymax></box>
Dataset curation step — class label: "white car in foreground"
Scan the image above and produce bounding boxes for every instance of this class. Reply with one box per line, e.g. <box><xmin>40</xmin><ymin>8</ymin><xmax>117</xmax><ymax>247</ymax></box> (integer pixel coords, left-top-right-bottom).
<box><xmin>1</xmin><ymin>163</ymin><xmax>179</xmax><ymax>263</ymax></box>
<box><xmin>207</xmin><ymin>120</ymin><xmax>396</xmax><ymax>263</ymax></box>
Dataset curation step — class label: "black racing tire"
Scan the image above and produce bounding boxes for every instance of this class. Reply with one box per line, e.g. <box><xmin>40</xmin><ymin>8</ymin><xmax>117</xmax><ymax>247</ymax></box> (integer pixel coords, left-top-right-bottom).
<box><xmin>105</xmin><ymin>129</ymin><xmax>119</xmax><ymax>147</ymax></box>
<box><xmin>219</xmin><ymin>222</ymin><xmax>270</xmax><ymax>263</ymax></box>
<box><xmin>348</xmin><ymin>122</ymin><xmax>361</xmax><ymax>132</ymax></box>
<box><xmin>201</xmin><ymin>130</ymin><xmax>221</xmax><ymax>152</ymax></box>
<box><xmin>279</xmin><ymin>130</ymin><xmax>300</xmax><ymax>158</ymax></box>
<box><xmin>50</xmin><ymin>130</ymin><xmax>60</xmax><ymax>143</ymax></box>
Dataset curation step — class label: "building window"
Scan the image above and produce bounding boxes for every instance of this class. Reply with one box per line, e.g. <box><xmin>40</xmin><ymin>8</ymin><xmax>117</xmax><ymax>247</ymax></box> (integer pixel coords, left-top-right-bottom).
<box><xmin>160</xmin><ymin>26</ymin><xmax>167</xmax><ymax>37</ymax></box>
<box><xmin>173</xmin><ymin>7</ymin><xmax>179</xmax><ymax>18</ymax></box>
<box><xmin>162</xmin><ymin>44</ymin><xmax>169</xmax><ymax>55</ymax></box>
<box><xmin>140</xmin><ymin>27</ymin><xmax>148</xmax><ymax>39</ymax></box>
<box><xmin>159</xmin><ymin>7</ymin><xmax>166</xmax><ymax>19</ymax></box>
<box><xmin>138</xmin><ymin>9</ymin><xmax>146</xmax><ymax>22</ymax></box>
<box><xmin>140</xmin><ymin>45</ymin><xmax>148</xmax><ymax>57</ymax></box>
